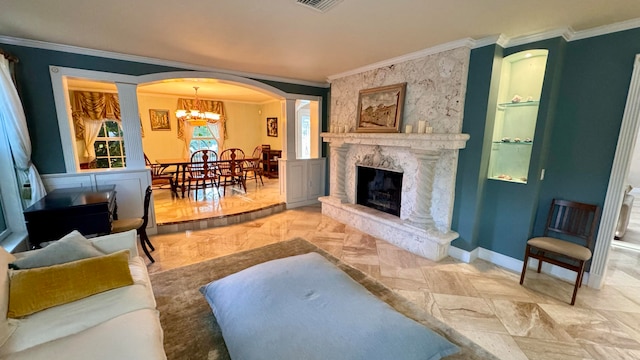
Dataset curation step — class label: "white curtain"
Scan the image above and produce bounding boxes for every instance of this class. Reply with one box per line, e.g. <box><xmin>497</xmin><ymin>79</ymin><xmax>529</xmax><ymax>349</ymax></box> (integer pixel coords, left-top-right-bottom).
<box><xmin>207</xmin><ymin>122</ymin><xmax>224</xmax><ymax>152</ymax></box>
<box><xmin>182</xmin><ymin>120</ymin><xmax>195</xmax><ymax>159</ymax></box>
<box><xmin>0</xmin><ymin>56</ymin><xmax>46</xmax><ymax>206</ymax></box>
<box><xmin>82</xmin><ymin>119</ymin><xmax>104</xmax><ymax>160</ymax></box>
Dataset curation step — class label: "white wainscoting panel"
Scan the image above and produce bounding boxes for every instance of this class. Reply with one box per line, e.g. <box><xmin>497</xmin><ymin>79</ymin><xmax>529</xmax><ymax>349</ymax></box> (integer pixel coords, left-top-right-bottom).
<box><xmin>41</xmin><ymin>169</ymin><xmax>156</xmax><ymax>233</ymax></box>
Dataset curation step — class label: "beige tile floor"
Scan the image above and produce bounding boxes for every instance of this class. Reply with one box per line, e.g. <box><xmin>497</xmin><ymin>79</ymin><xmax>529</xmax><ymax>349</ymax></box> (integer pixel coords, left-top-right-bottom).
<box><xmin>147</xmin><ymin>191</ymin><xmax>640</xmax><ymax>359</ymax></box>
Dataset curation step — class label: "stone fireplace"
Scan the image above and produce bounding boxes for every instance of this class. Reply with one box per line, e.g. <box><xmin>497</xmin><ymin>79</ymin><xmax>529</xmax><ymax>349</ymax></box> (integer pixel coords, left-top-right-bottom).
<box><xmin>320</xmin><ymin>132</ymin><xmax>469</xmax><ymax>261</ymax></box>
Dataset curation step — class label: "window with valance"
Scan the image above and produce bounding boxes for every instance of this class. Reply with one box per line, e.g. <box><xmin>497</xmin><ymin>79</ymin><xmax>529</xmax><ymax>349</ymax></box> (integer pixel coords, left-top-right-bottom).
<box><xmin>176</xmin><ymin>98</ymin><xmax>228</xmax><ymax>155</ymax></box>
<box><xmin>70</xmin><ymin>91</ymin><xmax>125</xmax><ymax>168</ymax></box>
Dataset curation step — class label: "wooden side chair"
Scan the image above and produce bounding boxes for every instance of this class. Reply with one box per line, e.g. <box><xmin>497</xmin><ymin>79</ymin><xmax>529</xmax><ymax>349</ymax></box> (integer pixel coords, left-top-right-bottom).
<box><xmin>186</xmin><ymin>150</ymin><xmax>219</xmax><ymax>199</ymax></box>
<box><xmin>145</xmin><ymin>153</ymin><xmax>174</xmax><ymax>190</ymax></box>
<box><xmin>519</xmin><ymin>199</ymin><xmax>601</xmax><ymax>305</ymax></box>
<box><xmin>218</xmin><ymin>148</ymin><xmax>247</xmax><ymax>195</ymax></box>
<box><xmin>243</xmin><ymin>145</ymin><xmax>264</xmax><ymax>186</ymax></box>
<box><xmin>112</xmin><ymin>186</ymin><xmax>155</xmax><ymax>263</ymax></box>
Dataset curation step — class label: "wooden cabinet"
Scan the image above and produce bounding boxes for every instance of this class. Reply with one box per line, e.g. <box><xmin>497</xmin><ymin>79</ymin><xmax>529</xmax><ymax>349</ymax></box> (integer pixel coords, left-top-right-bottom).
<box><xmin>261</xmin><ymin>147</ymin><xmax>281</xmax><ymax>178</ymax></box>
<box><xmin>23</xmin><ymin>185</ymin><xmax>117</xmax><ymax>248</ymax></box>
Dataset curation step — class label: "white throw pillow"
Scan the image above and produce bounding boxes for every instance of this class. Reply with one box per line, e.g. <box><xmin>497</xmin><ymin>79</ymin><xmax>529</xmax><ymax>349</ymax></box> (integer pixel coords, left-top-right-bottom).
<box><xmin>0</xmin><ymin>247</ymin><xmax>17</xmax><ymax>347</ymax></box>
<box><xmin>11</xmin><ymin>231</ymin><xmax>105</xmax><ymax>270</ymax></box>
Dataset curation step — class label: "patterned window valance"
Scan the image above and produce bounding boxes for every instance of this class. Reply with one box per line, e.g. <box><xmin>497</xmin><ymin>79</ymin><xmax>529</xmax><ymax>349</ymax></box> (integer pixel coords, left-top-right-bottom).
<box><xmin>176</xmin><ymin>98</ymin><xmax>227</xmax><ymax>139</ymax></box>
<box><xmin>71</xmin><ymin>91</ymin><xmax>121</xmax><ymax>140</ymax></box>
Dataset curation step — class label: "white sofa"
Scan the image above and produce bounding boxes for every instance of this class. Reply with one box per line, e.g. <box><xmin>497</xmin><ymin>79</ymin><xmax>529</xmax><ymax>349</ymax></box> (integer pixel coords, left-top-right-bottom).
<box><xmin>0</xmin><ymin>230</ymin><xmax>166</xmax><ymax>360</ymax></box>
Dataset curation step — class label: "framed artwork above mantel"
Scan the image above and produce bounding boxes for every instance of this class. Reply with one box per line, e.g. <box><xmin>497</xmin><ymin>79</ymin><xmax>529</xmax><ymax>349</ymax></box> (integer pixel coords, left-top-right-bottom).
<box><xmin>356</xmin><ymin>82</ymin><xmax>406</xmax><ymax>133</ymax></box>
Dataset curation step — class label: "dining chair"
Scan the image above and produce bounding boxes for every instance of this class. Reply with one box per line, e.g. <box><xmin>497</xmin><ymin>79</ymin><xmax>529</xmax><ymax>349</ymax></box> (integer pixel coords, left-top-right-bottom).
<box><xmin>144</xmin><ymin>153</ymin><xmax>174</xmax><ymax>190</ymax></box>
<box><xmin>243</xmin><ymin>146</ymin><xmax>264</xmax><ymax>186</ymax></box>
<box><xmin>186</xmin><ymin>149</ymin><xmax>219</xmax><ymax>199</ymax></box>
<box><xmin>519</xmin><ymin>199</ymin><xmax>601</xmax><ymax>305</ymax></box>
<box><xmin>218</xmin><ymin>148</ymin><xmax>246</xmax><ymax>195</ymax></box>
<box><xmin>111</xmin><ymin>186</ymin><xmax>155</xmax><ymax>263</ymax></box>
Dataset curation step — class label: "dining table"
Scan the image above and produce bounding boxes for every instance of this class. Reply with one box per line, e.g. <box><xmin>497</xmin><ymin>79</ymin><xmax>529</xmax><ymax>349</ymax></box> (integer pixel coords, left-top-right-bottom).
<box><xmin>155</xmin><ymin>157</ymin><xmax>257</xmax><ymax>198</ymax></box>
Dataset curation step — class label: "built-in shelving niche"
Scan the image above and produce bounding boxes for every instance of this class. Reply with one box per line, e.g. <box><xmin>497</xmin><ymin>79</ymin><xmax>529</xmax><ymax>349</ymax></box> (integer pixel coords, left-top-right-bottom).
<box><xmin>488</xmin><ymin>49</ymin><xmax>549</xmax><ymax>184</ymax></box>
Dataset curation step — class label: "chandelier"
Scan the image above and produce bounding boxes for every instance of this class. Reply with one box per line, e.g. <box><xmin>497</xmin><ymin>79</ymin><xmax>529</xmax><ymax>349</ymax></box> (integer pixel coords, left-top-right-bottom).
<box><xmin>175</xmin><ymin>86</ymin><xmax>220</xmax><ymax>126</ymax></box>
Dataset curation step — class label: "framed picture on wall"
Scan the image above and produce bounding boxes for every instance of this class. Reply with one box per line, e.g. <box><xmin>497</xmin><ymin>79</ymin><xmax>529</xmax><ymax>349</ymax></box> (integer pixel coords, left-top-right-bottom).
<box><xmin>149</xmin><ymin>109</ymin><xmax>171</xmax><ymax>131</ymax></box>
<box><xmin>267</xmin><ymin>117</ymin><xmax>278</xmax><ymax>137</ymax></box>
<box><xmin>356</xmin><ymin>82</ymin><xmax>406</xmax><ymax>133</ymax></box>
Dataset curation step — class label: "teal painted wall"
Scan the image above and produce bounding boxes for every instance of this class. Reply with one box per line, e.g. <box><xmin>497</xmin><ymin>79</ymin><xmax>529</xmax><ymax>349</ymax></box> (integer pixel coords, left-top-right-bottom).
<box><xmin>477</xmin><ymin>38</ymin><xmax>566</xmax><ymax>259</ymax></box>
<box><xmin>452</xmin><ymin>38</ymin><xmax>567</xmax><ymax>259</ymax></box>
<box><xmin>1</xmin><ymin>44</ymin><xmax>328</xmax><ymax>174</ymax></box>
<box><xmin>451</xmin><ymin>44</ymin><xmax>502</xmax><ymax>251</ymax></box>
<box><xmin>533</xmin><ymin>28</ymin><xmax>640</xmax><ymax>236</ymax></box>
<box><xmin>454</xmin><ymin>28</ymin><xmax>640</xmax><ymax>261</ymax></box>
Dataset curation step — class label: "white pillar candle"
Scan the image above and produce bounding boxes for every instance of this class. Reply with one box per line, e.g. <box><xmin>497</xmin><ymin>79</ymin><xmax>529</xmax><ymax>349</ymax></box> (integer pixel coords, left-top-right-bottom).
<box><xmin>405</xmin><ymin>125</ymin><xmax>413</xmax><ymax>133</ymax></box>
<box><xmin>418</xmin><ymin>120</ymin><xmax>427</xmax><ymax>133</ymax></box>
<box><xmin>425</xmin><ymin>126</ymin><xmax>433</xmax><ymax>134</ymax></box>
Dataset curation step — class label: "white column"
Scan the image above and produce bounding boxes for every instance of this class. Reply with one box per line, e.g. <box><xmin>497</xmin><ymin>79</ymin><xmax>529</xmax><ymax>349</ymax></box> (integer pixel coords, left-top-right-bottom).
<box><xmin>330</xmin><ymin>142</ymin><xmax>348</xmax><ymax>201</ymax></box>
<box><xmin>407</xmin><ymin>150</ymin><xmax>440</xmax><ymax>229</ymax></box>
<box><xmin>590</xmin><ymin>54</ymin><xmax>640</xmax><ymax>289</ymax></box>
<box><xmin>116</xmin><ymin>83</ymin><xmax>144</xmax><ymax>169</ymax></box>
<box><xmin>282</xmin><ymin>99</ymin><xmax>296</xmax><ymax>160</ymax></box>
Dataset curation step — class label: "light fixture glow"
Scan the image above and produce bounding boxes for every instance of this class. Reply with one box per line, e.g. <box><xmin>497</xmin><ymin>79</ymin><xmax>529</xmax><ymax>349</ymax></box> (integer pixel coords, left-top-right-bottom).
<box><xmin>175</xmin><ymin>86</ymin><xmax>220</xmax><ymax>127</ymax></box>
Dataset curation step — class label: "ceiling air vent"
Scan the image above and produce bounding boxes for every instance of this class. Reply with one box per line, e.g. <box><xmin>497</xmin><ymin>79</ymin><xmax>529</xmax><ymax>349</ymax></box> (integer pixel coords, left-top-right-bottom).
<box><xmin>296</xmin><ymin>0</ymin><xmax>343</xmax><ymax>13</ymax></box>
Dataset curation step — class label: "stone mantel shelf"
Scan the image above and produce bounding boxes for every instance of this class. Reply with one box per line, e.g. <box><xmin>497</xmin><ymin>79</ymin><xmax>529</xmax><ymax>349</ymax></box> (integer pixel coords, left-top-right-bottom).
<box><xmin>321</xmin><ymin>132</ymin><xmax>470</xmax><ymax>150</ymax></box>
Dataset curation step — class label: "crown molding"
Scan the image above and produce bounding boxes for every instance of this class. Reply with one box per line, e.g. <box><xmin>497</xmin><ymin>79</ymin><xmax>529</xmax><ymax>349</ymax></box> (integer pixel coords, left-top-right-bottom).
<box><xmin>327</xmin><ymin>38</ymin><xmax>475</xmax><ymax>82</ymax></box>
<box><xmin>0</xmin><ymin>35</ymin><xmax>330</xmax><ymax>88</ymax></box>
<box><xmin>472</xmin><ymin>35</ymin><xmax>503</xmax><ymax>49</ymax></box>
<box><xmin>501</xmin><ymin>27</ymin><xmax>573</xmax><ymax>48</ymax></box>
<box><xmin>571</xmin><ymin>17</ymin><xmax>640</xmax><ymax>41</ymax></box>
<box><xmin>328</xmin><ymin>16</ymin><xmax>640</xmax><ymax>82</ymax></box>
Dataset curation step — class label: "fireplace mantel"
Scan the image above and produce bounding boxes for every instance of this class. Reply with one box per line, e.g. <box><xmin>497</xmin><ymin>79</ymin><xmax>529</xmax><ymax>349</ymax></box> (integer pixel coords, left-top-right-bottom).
<box><xmin>320</xmin><ymin>131</ymin><xmax>470</xmax><ymax>261</ymax></box>
<box><xmin>321</xmin><ymin>132</ymin><xmax>470</xmax><ymax>150</ymax></box>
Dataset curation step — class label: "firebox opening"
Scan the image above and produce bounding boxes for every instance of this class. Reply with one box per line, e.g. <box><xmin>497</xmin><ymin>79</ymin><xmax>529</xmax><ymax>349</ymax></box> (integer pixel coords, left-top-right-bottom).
<box><xmin>356</xmin><ymin>166</ymin><xmax>403</xmax><ymax>217</ymax></box>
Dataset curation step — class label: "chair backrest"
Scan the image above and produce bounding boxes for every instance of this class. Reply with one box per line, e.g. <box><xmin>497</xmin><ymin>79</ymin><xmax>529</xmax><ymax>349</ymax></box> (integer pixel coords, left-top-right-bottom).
<box><xmin>191</xmin><ymin>149</ymin><xmax>218</xmax><ymax>163</ymax></box>
<box><xmin>189</xmin><ymin>150</ymin><xmax>218</xmax><ymax>179</ymax></box>
<box><xmin>544</xmin><ymin>199</ymin><xmax>601</xmax><ymax>248</ymax></box>
<box><xmin>219</xmin><ymin>148</ymin><xmax>245</xmax><ymax>161</ymax></box>
<box><xmin>251</xmin><ymin>146</ymin><xmax>262</xmax><ymax>159</ymax></box>
<box><xmin>248</xmin><ymin>146</ymin><xmax>263</xmax><ymax>167</ymax></box>
<box><xmin>144</xmin><ymin>153</ymin><xmax>152</xmax><ymax>166</ymax></box>
<box><xmin>219</xmin><ymin>149</ymin><xmax>245</xmax><ymax>175</ymax></box>
<box><xmin>141</xmin><ymin>186</ymin><xmax>152</xmax><ymax>229</ymax></box>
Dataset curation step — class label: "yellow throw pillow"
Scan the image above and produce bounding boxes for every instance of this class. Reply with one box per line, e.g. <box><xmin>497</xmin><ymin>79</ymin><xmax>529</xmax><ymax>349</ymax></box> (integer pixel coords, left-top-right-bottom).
<box><xmin>8</xmin><ymin>250</ymin><xmax>134</xmax><ymax>318</ymax></box>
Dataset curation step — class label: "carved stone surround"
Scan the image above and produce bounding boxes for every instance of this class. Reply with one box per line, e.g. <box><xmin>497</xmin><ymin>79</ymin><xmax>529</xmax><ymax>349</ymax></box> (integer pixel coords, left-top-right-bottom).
<box><xmin>320</xmin><ymin>132</ymin><xmax>469</xmax><ymax>261</ymax></box>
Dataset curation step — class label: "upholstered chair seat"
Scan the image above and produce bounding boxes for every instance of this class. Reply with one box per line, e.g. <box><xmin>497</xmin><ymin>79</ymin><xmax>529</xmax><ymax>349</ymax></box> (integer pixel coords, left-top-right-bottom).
<box><xmin>112</xmin><ymin>218</ymin><xmax>144</xmax><ymax>234</ymax></box>
<box><xmin>526</xmin><ymin>237</ymin><xmax>592</xmax><ymax>261</ymax></box>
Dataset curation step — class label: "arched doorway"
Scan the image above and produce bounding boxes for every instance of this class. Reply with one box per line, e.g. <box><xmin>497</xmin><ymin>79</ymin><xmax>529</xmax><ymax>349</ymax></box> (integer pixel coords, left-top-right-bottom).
<box><xmin>49</xmin><ymin>67</ymin><xmax>325</xmax><ymax>233</ymax></box>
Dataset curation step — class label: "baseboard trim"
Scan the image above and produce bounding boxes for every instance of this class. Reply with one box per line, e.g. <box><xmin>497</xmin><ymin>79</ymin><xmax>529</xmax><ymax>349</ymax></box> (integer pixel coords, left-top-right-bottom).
<box><xmin>285</xmin><ymin>198</ymin><xmax>321</xmax><ymax>209</ymax></box>
<box><xmin>447</xmin><ymin>245</ymin><xmax>479</xmax><ymax>263</ymax></box>
<box><xmin>449</xmin><ymin>245</ymin><xmax>589</xmax><ymax>285</ymax></box>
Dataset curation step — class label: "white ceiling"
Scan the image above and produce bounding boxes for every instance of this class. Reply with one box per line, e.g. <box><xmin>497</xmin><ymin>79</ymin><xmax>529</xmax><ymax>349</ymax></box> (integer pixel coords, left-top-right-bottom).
<box><xmin>3</xmin><ymin>0</ymin><xmax>640</xmax><ymax>83</ymax></box>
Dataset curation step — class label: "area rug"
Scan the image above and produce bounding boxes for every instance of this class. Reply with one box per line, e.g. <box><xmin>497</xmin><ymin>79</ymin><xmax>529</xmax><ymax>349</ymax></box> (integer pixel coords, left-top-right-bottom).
<box><xmin>150</xmin><ymin>238</ymin><xmax>498</xmax><ymax>360</ymax></box>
